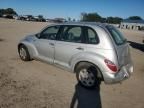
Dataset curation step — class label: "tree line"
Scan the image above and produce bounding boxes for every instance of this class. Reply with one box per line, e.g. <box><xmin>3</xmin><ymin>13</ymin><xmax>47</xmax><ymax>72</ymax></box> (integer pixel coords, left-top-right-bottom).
<box><xmin>0</xmin><ymin>8</ymin><xmax>46</xmax><ymax>22</ymax></box>
<box><xmin>0</xmin><ymin>8</ymin><xmax>17</xmax><ymax>16</ymax></box>
<box><xmin>0</xmin><ymin>8</ymin><xmax>143</xmax><ymax>24</ymax></box>
<box><xmin>81</xmin><ymin>12</ymin><xmax>143</xmax><ymax>24</ymax></box>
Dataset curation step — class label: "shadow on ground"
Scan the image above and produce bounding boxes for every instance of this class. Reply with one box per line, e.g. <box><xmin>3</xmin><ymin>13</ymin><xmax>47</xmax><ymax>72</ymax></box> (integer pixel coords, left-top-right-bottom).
<box><xmin>128</xmin><ymin>41</ymin><xmax>144</xmax><ymax>52</ymax></box>
<box><xmin>70</xmin><ymin>83</ymin><xmax>102</xmax><ymax>108</ymax></box>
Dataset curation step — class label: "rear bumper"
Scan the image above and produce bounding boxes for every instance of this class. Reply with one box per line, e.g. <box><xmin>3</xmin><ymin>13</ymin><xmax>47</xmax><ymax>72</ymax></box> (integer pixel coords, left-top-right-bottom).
<box><xmin>103</xmin><ymin>63</ymin><xmax>134</xmax><ymax>84</ymax></box>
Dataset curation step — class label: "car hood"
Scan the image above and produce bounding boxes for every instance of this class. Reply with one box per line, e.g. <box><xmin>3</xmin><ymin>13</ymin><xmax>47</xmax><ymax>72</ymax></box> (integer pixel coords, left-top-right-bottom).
<box><xmin>22</xmin><ymin>34</ymin><xmax>37</xmax><ymax>42</ymax></box>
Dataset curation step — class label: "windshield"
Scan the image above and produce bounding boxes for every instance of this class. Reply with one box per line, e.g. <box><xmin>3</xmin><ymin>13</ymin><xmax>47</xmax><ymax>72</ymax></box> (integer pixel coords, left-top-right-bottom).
<box><xmin>106</xmin><ymin>26</ymin><xmax>126</xmax><ymax>45</ymax></box>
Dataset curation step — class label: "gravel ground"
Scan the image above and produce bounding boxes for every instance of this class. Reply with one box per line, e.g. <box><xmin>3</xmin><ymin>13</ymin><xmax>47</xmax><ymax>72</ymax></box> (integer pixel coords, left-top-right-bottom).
<box><xmin>0</xmin><ymin>18</ymin><xmax>144</xmax><ymax>108</ymax></box>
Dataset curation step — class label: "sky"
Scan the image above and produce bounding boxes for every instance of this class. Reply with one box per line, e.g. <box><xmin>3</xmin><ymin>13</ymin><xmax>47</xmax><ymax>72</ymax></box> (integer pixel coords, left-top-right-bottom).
<box><xmin>0</xmin><ymin>0</ymin><xmax>144</xmax><ymax>20</ymax></box>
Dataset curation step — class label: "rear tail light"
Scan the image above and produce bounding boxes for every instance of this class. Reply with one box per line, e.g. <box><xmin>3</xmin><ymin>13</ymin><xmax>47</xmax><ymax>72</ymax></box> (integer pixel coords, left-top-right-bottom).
<box><xmin>104</xmin><ymin>59</ymin><xmax>118</xmax><ymax>72</ymax></box>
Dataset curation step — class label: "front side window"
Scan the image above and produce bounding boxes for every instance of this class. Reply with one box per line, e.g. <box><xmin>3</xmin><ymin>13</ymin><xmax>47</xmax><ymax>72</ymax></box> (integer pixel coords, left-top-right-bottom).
<box><xmin>59</xmin><ymin>26</ymin><xmax>82</xmax><ymax>43</ymax></box>
<box><xmin>106</xmin><ymin>26</ymin><xmax>126</xmax><ymax>45</ymax></box>
<box><xmin>40</xmin><ymin>26</ymin><xmax>60</xmax><ymax>40</ymax></box>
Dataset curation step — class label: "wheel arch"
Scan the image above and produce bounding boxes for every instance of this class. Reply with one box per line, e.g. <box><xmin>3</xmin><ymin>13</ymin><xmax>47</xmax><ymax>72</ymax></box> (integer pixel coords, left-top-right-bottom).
<box><xmin>18</xmin><ymin>43</ymin><xmax>25</xmax><ymax>50</ymax></box>
<box><xmin>18</xmin><ymin>42</ymin><xmax>37</xmax><ymax>59</ymax></box>
<box><xmin>73</xmin><ymin>61</ymin><xmax>104</xmax><ymax>80</ymax></box>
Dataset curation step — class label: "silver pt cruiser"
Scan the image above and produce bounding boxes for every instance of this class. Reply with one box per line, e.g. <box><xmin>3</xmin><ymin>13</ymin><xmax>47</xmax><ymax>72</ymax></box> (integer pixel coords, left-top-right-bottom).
<box><xmin>18</xmin><ymin>22</ymin><xmax>133</xmax><ymax>88</ymax></box>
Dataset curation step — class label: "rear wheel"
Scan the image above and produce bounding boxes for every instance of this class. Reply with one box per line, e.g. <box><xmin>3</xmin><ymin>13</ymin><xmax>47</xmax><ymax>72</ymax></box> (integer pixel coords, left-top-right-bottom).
<box><xmin>75</xmin><ymin>62</ymin><xmax>101</xmax><ymax>89</ymax></box>
<box><xmin>18</xmin><ymin>45</ymin><xmax>30</xmax><ymax>61</ymax></box>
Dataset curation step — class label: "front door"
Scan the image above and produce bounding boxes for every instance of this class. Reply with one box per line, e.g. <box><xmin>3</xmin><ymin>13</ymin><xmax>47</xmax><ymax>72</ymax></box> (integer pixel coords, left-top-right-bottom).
<box><xmin>35</xmin><ymin>26</ymin><xmax>60</xmax><ymax>63</ymax></box>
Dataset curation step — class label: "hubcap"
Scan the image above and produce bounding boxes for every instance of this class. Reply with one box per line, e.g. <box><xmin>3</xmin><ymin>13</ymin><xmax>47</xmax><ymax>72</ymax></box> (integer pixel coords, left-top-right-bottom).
<box><xmin>79</xmin><ymin>68</ymin><xmax>95</xmax><ymax>87</ymax></box>
<box><xmin>19</xmin><ymin>47</ymin><xmax>26</xmax><ymax>59</ymax></box>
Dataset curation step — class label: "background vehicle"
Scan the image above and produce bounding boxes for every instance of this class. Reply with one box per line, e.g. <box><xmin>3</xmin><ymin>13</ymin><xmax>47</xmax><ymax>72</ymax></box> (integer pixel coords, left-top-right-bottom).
<box><xmin>18</xmin><ymin>22</ymin><xmax>133</xmax><ymax>88</ymax></box>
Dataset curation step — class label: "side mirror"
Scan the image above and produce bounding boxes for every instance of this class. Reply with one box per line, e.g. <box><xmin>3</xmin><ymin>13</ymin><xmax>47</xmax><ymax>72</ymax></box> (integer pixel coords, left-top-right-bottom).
<box><xmin>35</xmin><ymin>33</ymin><xmax>40</xmax><ymax>38</ymax></box>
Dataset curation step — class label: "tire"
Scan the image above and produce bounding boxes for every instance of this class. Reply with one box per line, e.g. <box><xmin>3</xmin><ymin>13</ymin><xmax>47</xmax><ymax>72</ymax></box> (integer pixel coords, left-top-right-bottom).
<box><xmin>75</xmin><ymin>62</ymin><xmax>101</xmax><ymax>89</ymax></box>
<box><xmin>18</xmin><ymin>45</ymin><xmax>30</xmax><ymax>61</ymax></box>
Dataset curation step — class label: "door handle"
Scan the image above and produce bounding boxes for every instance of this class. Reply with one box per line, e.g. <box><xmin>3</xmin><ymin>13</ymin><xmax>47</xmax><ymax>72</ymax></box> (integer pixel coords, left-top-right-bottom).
<box><xmin>49</xmin><ymin>43</ymin><xmax>54</xmax><ymax>46</ymax></box>
<box><xmin>76</xmin><ymin>47</ymin><xmax>84</xmax><ymax>50</ymax></box>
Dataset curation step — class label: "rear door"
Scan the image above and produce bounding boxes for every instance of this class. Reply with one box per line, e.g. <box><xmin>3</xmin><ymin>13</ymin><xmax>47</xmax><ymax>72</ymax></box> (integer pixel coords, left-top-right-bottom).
<box><xmin>54</xmin><ymin>25</ymin><xmax>86</xmax><ymax>68</ymax></box>
<box><xmin>106</xmin><ymin>26</ymin><xmax>131</xmax><ymax>67</ymax></box>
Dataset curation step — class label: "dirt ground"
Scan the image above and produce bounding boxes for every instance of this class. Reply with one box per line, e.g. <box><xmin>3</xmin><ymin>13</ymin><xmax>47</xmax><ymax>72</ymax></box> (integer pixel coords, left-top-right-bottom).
<box><xmin>0</xmin><ymin>18</ymin><xmax>144</xmax><ymax>108</ymax></box>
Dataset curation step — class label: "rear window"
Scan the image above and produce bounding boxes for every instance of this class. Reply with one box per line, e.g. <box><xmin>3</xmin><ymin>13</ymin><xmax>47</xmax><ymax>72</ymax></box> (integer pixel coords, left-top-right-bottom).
<box><xmin>106</xmin><ymin>26</ymin><xmax>127</xmax><ymax>45</ymax></box>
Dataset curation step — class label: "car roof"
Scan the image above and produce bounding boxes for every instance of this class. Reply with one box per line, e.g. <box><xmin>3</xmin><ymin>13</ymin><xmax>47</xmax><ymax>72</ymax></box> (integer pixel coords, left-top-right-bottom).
<box><xmin>52</xmin><ymin>22</ymin><xmax>109</xmax><ymax>28</ymax></box>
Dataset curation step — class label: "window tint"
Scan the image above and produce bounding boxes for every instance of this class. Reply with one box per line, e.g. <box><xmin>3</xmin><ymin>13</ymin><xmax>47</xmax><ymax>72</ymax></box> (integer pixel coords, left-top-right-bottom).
<box><xmin>40</xmin><ymin>26</ymin><xmax>60</xmax><ymax>40</ymax></box>
<box><xmin>87</xmin><ymin>27</ymin><xmax>99</xmax><ymax>44</ymax></box>
<box><xmin>60</xmin><ymin>26</ymin><xmax>82</xmax><ymax>43</ymax></box>
<box><xmin>106</xmin><ymin>26</ymin><xmax>126</xmax><ymax>45</ymax></box>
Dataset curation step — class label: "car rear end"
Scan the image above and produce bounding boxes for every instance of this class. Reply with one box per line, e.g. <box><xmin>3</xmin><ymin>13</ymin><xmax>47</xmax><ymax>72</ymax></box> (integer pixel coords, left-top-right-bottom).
<box><xmin>102</xmin><ymin>25</ymin><xmax>133</xmax><ymax>84</ymax></box>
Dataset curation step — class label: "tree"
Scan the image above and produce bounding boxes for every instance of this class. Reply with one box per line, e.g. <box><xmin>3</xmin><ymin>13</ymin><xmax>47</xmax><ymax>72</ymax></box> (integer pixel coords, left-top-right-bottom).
<box><xmin>81</xmin><ymin>12</ymin><xmax>102</xmax><ymax>22</ymax></box>
<box><xmin>37</xmin><ymin>15</ymin><xmax>46</xmax><ymax>22</ymax></box>
<box><xmin>4</xmin><ymin>8</ymin><xmax>17</xmax><ymax>15</ymax></box>
<box><xmin>27</xmin><ymin>15</ymin><xmax>33</xmax><ymax>18</ymax></box>
<box><xmin>68</xmin><ymin>17</ymin><xmax>71</xmax><ymax>22</ymax></box>
<box><xmin>38</xmin><ymin>15</ymin><xmax>44</xmax><ymax>19</ymax></box>
<box><xmin>0</xmin><ymin>9</ymin><xmax>5</xmax><ymax>16</ymax></box>
<box><xmin>106</xmin><ymin>17</ymin><xmax>123</xmax><ymax>24</ymax></box>
<box><xmin>101</xmin><ymin>18</ymin><xmax>107</xmax><ymax>23</ymax></box>
<box><xmin>128</xmin><ymin>16</ymin><xmax>142</xmax><ymax>20</ymax></box>
<box><xmin>0</xmin><ymin>8</ymin><xmax>17</xmax><ymax>16</ymax></box>
<box><xmin>0</xmin><ymin>12</ymin><xmax>2</xmax><ymax>17</ymax></box>
<box><xmin>73</xmin><ymin>18</ymin><xmax>76</xmax><ymax>22</ymax></box>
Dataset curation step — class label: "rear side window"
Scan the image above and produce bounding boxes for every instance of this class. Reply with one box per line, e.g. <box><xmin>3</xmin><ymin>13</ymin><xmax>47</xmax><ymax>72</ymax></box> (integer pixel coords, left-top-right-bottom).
<box><xmin>85</xmin><ymin>27</ymin><xmax>99</xmax><ymax>44</ymax></box>
<box><xmin>106</xmin><ymin>26</ymin><xmax>126</xmax><ymax>45</ymax></box>
<box><xmin>59</xmin><ymin>26</ymin><xmax>82</xmax><ymax>43</ymax></box>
